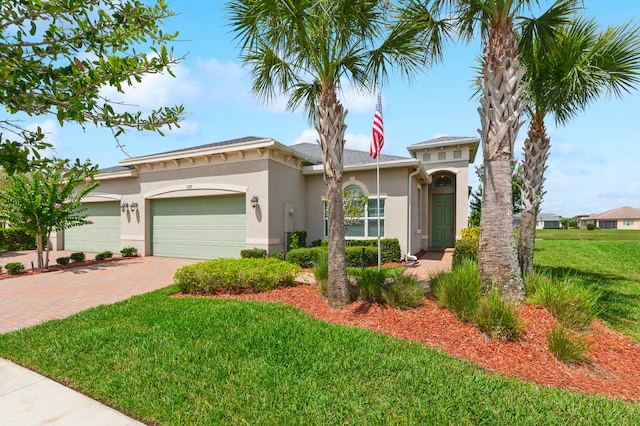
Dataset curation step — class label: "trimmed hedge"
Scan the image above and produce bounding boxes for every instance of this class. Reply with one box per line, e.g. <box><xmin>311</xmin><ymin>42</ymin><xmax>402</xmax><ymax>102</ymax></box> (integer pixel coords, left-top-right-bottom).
<box><xmin>56</xmin><ymin>257</ymin><xmax>70</xmax><ymax>265</ymax></box>
<box><xmin>287</xmin><ymin>245</ymin><xmax>395</xmax><ymax>268</ymax></box>
<box><xmin>300</xmin><ymin>238</ymin><xmax>401</xmax><ymax>264</ymax></box>
<box><xmin>5</xmin><ymin>262</ymin><xmax>25</xmax><ymax>275</ymax></box>
<box><xmin>241</xmin><ymin>248</ymin><xmax>267</xmax><ymax>259</ymax></box>
<box><xmin>0</xmin><ymin>229</ymin><xmax>36</xmax><ymax>251</ymax></box>
<box><xmin>70</xmin><ymin>252</ymin><xmax>85</xmax><ymax>262</ymax></box>
<box><xmin>174</xmin><ymin>258</ymin><xmax>299</xmax><ymax>294</ymax></box>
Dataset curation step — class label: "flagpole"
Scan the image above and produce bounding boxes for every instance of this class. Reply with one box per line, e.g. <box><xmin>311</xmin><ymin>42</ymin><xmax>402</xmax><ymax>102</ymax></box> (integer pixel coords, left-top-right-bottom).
<box><xmin>376</xmin><ymin>150</ymin><xmax>381</xmax><ymax>271</ymax></box>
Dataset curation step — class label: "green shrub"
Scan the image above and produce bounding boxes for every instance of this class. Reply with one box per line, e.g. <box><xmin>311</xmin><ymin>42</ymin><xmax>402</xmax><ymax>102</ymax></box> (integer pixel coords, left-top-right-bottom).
<box><xmin>69</xmin><ymin>252</ymin><xmax>85</xmax><ymax>262</ymax></box>
<box><xmin>532</xmin><ymin>276</ymin><xmax>600</xmax><ymax>330</ymax></box>
<box><xmin>345</xmin><ymin>246</ymin><xmax>378</xmax><ymax>267</ymax></box>
<box><xmin>5</xmin><ymin>262</ymin><xmax>25</xmax><ymax>275</ymax></box>
<box><xmin>120</xmin><ymin>246</ymin><xmax>138</xmax><ymax>257</ymax></box>
<box><xmin>431</xmin><ymin>259</ymin><xmax>482</xmax><ymax>322</ymax></box>
<box><xmin>0</xmin><ymin>228</ymin><xmax>36</xmax><ymax>251</ymax></box>
<box><xmin>461</xmin><ymin>226</ymin><xmax>480</xmax><ymax>246</ymax></box>
<box><xmin>289</xmin><ymin>230</ymin><xmax>307</xmax><ymax>250</ymax></box>
<box><xmin>310</xmin><ymin>239</ymin><xmax>323</xmax><ymax>247</ymax></box>
<box><xmin>313</xmin><ymin>250</ymin><xmax>329</xmax><ymax>297</ymax></box>
<box><xmin>522</xmin><ymin>272</ymin><xmax>554</xmax><ymax>299</ymax></box>
<box><xmin>285</xmin><ymin>247</ymin><xmax>326</xmax><ymax>267</ymax></box>
<box><xmin>357</xmin><ymin>268</ymin><xmax>387</xmax><ymax>303</ymax></box>
<box><xmin>268</xmin><ymin>251</ymin><xmax>282</xmax><ymax>260</ymax></box>
<box><xmin>95</xmin><ymin>250</ymin><xmax>113</xmax><ymax>261</ymax></box>
<box><xmin>241</xmin><ymin>248</ymin><xmax>267</xmax><ymax>259</ymax></box>
<box><xmin>586</xmin><ymin>223</ymin><xmax>596</xmax><ymax>230</ymax></box>
<box><xmin>383</xmin><ymin>275</ymin><xmax>424</xmax><ymax>310</ymax></box>
<box><xmin>474</xmin><ymin>288</ymin><xmax>524</xmax><ymax>341</ymax></box>
<box><xmin>452</xmin><ymin>239</ymin><xmax>478</xmax><ymax>268</ymax></box>
<box><xmin>56</xmin><ymin>257</ymin><xmax>70</xmax><ymax>265</ymax></box>
<box><xmin>174</xmin><ymin>258</ymin><xmax>299</xmax><ymax>294</ymax></box>
<box><xmin>548</xmin><ymin>324</ymin><xmax>588</xmax><ymax>363</ymax></box>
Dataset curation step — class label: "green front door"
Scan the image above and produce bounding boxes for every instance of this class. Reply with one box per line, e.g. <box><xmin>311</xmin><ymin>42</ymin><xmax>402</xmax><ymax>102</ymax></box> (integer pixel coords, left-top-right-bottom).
<box><xmin>432</xmin><ymin>194</ymin><xmax>454</xmax><ymax>248</ymax></box>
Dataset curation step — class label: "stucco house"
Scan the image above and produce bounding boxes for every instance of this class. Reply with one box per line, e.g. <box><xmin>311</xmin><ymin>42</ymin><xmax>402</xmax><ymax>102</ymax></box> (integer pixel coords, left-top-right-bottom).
<box><xmin>513</xmin><ymin>212</ymin><xmax>561</xmax><ymax>229</ymax></box>
<box><xmin>580</xmin><ymin>206</ymin><xmax>640</xmax><ymax>230</ymax></box>
<box><xmin>51</xmin><ymin>135</ymin><xmax>479</xmax><ymax>260</ymax></box>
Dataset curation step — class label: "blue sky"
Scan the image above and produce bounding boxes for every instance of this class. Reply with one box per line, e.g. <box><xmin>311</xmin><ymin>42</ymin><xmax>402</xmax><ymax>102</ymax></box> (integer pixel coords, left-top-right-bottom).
<box><xmin>28</xmin><ymin>1</ymin><xmax>640</xmax><ymax>217</ymax></box>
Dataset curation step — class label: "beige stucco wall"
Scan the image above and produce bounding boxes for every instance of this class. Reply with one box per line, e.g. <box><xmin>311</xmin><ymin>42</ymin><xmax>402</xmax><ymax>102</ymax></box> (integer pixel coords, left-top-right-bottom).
<box><xmin>303</xmin><ymin>167</ymin><xmax>423</xmax><ymax>257</ymax></box>
<box><xmin>53</xmin><ymin>149</ymin><xmax>303</xmax><ymax>256</ymax></box>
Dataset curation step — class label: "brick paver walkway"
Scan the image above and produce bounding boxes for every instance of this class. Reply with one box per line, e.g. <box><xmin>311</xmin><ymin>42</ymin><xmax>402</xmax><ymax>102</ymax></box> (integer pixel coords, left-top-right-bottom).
<box><xmin>0</xmin><ymin>253</ymin><xmax>197</xmax><ymax>334</ymax></box>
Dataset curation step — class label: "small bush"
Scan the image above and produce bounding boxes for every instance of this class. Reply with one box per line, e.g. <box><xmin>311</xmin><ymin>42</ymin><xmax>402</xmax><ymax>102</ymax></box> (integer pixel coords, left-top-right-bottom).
<box><xmin>452</xmin><ymin>239</ymin><xmax>478</xmax><ymax>268</ymax></box>
<box><xmin>56</xmin><ymin>257</ymin><xmax>71</xmax><ymax>265</ymax></box>
<box><xmin>586</xmin><ymin>223</ymin><xmax>596</xmax><ymax>230</ymax></box>
<box><xmin>241</xmin><ymin>248</ymin><xmax>267</xmax><ymax>259</ymax></box>
<box><xmin>289</xmin><ymin>230</ymin><xmax>307</xmax><ymax>250</ymax></box>
<box><xmin>286</xmin><ymin>247</ymin><xmax>326</xmax><ymax>267</ymax></box>
<box><xmin>532</xmin><ymin>276</ymin><xmax>600</xmax><ymax>330</ymax></box>
<box><xmin>5</xmin><ymin>262</ymin><xmax>25</xmax><ymax>275</ymax></box>
<box><xmin>383</xmin><ymin>275</ymin><xmax>424</xmax><ymax>310</ymax></box>
<box><xmin>174</xmin><ymin>258</ymin><xmax>299</xmax><ymax>294</ymax></box>
<box><xmin>95</xmin><ymin>253</ymin><xmax>105</xmax><ymax>261</ymax></box>
<box><xmin>313</xmin><ymin>250</ymin><xmax>329</xmax><ymax>297</ymax></box>
<box><xmin>268</xmin><ymin>251</ymin><xmax>282</xmax><ymax>260</ymax></box>
<box><xmin>101</xmin><ymin>250</ymin><xmax>113</xmax><ymax>259</ymax></box>
<box><xmin>69</xmin><ymin>252</ymin><xmax>85</xmax><ymax>262</ymax></box>
<box><xmin>120</xmin><ymin>246</ymin><xmax>138</xmax><ymax>257</ymax></box>
<box><xmin>0</xmin><ymin>228</ymin><xmax>36</xmax><ymax>251</ymax></box>
<box><xmin>474</xmin><ymin>288</ymin><xmax>524</xmax><ymax>341</ymax></box>
<box><xmin>431</xmin><ymin>259</ymin><xmax>482</xmax><ymax>322</ymax></box>
<box><xmin>357</xmin><ymin>268</ymin><xmax>387</xmax><ymax>303</ymax></box>
<box><xmin>461</xmin><ymin>226</ymin><xmax>480</xmax><ymax>246</ymax></box>
<box><xmin>548</xmin><ymin>324</ymin><xmax>588</xmax><ymax>363</ymax></box>
<box><xmin>345</xmin><ymin>246</ymin><xmax>378</xmax><ymax>267</ymax></box>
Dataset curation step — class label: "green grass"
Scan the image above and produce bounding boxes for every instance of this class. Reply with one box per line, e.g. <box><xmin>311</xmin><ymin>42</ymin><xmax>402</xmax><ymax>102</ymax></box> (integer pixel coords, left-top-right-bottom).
<box><xmin>0</xmin><ymin>289</ymin><xmax>637</xmax><ymax>425</ymax></box>
<box><xmin>534</xmin><ymin>228</ymin><xmax>640</xmax><ymax>240</ymax></box>
<box><xmin>534</xmin><ymin>238</ymin><xmax>640</xmax><ymax>342</ymax></box>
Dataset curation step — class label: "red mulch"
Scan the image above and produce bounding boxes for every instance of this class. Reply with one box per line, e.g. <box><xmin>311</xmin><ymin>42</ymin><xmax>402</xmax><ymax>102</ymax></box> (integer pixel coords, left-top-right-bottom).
<box><xmin>0</xmin><ymin>256</ymin><xmax>134</xmax><ymax>280</ymax></box>
<box><xmin>193</xmin><ymin>284</ymin><xmax>640</xmax><ymax>402</ymax></box>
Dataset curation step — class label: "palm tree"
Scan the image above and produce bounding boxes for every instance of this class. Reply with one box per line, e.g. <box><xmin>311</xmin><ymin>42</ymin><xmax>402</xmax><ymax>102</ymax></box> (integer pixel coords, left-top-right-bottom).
<box><xmin>226</xmin><ymin>0</ymin><xmax>439</xmax><ymax>308</ymax></box>
<box><xmin>517</xmin><ymin>16</ymin><xmax>640</xmax><ymax>274</ymax></box>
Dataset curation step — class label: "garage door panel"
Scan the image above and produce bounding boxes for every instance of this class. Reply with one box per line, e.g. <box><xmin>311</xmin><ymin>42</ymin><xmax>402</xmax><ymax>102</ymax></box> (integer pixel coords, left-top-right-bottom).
<box><xmin>64</xmin><ymin>202</ymin><xmax>121</xmax><ymax>253</ymax></box>
<box><xmin>151</xmin><ymin>195</ymin><xmax>246</xmax><ymax>259</ymax></box>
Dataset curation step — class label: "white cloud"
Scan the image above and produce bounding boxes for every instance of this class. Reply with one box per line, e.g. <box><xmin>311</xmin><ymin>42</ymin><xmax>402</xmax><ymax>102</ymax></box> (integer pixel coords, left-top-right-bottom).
<box><xmin>292</xmin><ymin>128</ymin><xmax>372</xmax><ymax>153</ymax></box>
<box><xmin>161</xmin><ymin>120</ymin><xmax>199</xmax><ymax>136</ymax></box>
<box><xmin>27</xmin><ymin>119</ymin><xmax>63</xmax><ymax>157</ymax></box>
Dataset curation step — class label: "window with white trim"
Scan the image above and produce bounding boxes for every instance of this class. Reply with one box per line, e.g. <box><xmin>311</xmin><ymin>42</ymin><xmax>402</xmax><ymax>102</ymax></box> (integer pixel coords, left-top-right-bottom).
<box><xmin>623</xmin><ymin>219</ymin><xmax>634</xmax><ymax>226</ymax></box>
<box><xmin>323</xmin><ymin>185</ymin><xmax>385</xmax><ymax>238</ymax></box>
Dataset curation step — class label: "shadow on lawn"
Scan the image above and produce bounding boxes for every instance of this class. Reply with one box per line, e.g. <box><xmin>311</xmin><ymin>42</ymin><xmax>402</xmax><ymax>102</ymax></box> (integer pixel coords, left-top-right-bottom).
<box><xmin>534</xmin><ymin>265</ymin><xmax>640</xmax><ymax>334</ymax></box>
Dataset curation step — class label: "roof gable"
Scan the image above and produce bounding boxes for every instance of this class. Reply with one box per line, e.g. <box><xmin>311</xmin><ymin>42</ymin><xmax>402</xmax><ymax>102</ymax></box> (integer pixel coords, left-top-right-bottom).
<box><xmin>288</xmin><ymin>143</ymin><xmax>408</xmax><ymax>166</ymax></box>
<box><xmin>587</xmin><ymin>206</ymin><xmax>640</xmax><ymax>220</ymax></box>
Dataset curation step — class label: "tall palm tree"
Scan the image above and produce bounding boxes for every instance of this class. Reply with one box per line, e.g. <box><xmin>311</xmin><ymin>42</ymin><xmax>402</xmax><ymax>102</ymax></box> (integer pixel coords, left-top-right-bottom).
<box><xmin>517</xmin><ymin>17</ymin><xmax>640</xmax><ymax>274</ymax></box>
<box><xmin>226</xmin><ymin>0</ymin><xmax>439</xmax><ymax>308</ymax></box>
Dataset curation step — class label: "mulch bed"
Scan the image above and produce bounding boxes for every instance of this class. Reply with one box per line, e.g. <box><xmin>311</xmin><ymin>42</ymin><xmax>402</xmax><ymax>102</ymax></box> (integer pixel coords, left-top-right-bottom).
<box><xmin>194</xmin><ymin>283</ymin><xmax>640</xmax><ymax>402</ymax></box>
<box><xmin>0</xmin><ymin>256</ymin><xmax>134</xmax><ymax>280</ymax></box>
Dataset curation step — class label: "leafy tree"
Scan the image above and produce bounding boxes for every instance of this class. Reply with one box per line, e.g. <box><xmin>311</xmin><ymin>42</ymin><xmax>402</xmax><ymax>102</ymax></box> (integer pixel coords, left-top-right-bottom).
<box><xmin>0</xmin><ymin>160</ymin><xmax>99</xmax><ymax>268</ymax></box>
<box><xmin>0</xmin><ymin>0</ymin><xmax>184</xmax><ymax>173</ymax></box>
<box><xmin>517</xmin><ymin>15</ymin><xmax>640</xmax><ymax>273</ymax></box>
<box><xmin>559</xmin><ymin>216</ymin><xmax>577</xmax><ymax>229</ymax></box>
<box><xmin>227</xmin><ymin>0</ymin><xmax>434</xmax><ymax>308</ymax></box>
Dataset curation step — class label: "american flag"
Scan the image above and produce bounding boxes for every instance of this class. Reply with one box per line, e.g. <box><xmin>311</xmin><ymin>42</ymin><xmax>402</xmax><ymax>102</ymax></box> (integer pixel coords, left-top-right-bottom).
<box><xmin>370</xmin><ymin>92</ymin><xmax>384</xmax><ymax>159</ymax></box>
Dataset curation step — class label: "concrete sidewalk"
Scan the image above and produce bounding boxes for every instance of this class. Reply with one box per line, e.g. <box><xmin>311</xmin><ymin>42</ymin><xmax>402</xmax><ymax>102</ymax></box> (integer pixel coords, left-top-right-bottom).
<box><xmin>0</xmin><ymin>359</ymin><xmax>143</xmax><ymax>425</ymax></box>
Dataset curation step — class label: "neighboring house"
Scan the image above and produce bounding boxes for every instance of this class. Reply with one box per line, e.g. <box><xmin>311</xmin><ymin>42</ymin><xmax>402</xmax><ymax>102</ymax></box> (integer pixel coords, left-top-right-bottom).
<box><xmin>513</xmin><ymin>212</ymin><xmax>561</xmax><ymax>229</ymax></box>
<box><xmin>51</xmin><ymin>135</ymin><xmax>479</xmax><ymax>260</ymax></box>
<box><xmin>580</xmin><ymin>206</ymin><xmax>640</xmax><ymax>230</ymax></box>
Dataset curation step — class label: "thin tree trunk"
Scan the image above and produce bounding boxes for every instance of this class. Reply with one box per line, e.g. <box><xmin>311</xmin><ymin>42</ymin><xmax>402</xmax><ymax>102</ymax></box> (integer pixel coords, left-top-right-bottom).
<box><xmin>518</xmin><ymin>119</ymin><xmax>550</xmax><ymax>275</ymax></box>
<box><xmin>35</xmin><ymin>233</ymin><xmax>44</xmax><ymax>269</ymax></box>
<box><xmin>477</xmin><ymin>17</ymin><xmax>525</xmax><ymax>301</ymax></box>
<box><xmin>316</xmin><ymin>81</ymin><xmax>350</xmax><ymax>308</ymax></box>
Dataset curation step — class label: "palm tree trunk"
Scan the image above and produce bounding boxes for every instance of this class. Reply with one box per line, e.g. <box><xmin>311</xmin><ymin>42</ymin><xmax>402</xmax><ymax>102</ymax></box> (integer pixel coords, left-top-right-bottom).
<box><xmin>518</xmin><ymin>119</ymin><xmax>550</xmax><ymax>275</ymax></box>
<box><xmin>316</xmin><ymin>81</ymin><xmax>350</xmax><ymax>308</ymax></box>
<box><xmin>477</xmin><ymin>18</ymin><xmax>525</xmax><ymax>301</ymax></box>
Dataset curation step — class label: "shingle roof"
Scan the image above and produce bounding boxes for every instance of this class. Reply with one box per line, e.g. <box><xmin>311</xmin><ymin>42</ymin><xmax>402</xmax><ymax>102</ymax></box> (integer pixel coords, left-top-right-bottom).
<box><xmin>97</xmin><ymin>165</ymin><xmax>135</xmax><ymax>174</ymax></box>
<box><xmin>128</xmin><ymin>136</ymin><xmax>270</xmax><ymax>159</ymax></box>
<box><xmin>288</xmin><ymin>143</ymin><xmax>408</xmax><ymax>166</ymax></box>
<box><xmin>586</xmin><ymin>206</ymin><xmax>640</xmax><ymax>220</ymax></box>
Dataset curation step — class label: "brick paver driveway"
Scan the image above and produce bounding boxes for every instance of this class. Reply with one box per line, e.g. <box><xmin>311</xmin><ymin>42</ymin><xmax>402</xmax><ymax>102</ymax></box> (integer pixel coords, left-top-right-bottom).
<box><xmin>0</xmin><ymin>252</ymin><xmax>197</xmax><ymax>334</ymax></box>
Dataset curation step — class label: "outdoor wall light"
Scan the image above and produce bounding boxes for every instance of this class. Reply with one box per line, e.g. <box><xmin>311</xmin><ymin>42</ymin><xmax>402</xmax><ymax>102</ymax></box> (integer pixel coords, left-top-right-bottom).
<box><xmin>250</xmin><ymin>195</ymin><xmax>259</xmax><ymax>208</ymax></box>
<box><xmin>129</xmin><ymin>202</ymin><xmax>139</xmax><ymax>212</ymax></box>
<box><xmin>121</xmin><ymin>202</ymin><xmax>129</xmax><ymax>213</ymax></box>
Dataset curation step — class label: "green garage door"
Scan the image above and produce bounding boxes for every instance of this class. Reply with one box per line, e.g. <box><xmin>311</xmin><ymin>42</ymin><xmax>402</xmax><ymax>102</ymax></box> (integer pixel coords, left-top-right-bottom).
<box><xmin>151</xmin><ymin>195</ymin><xmax>246</xmax><ymax>259</ymax></box>
<box><xmin>64</xmin><ymin>202</ymin><xmax>121</xmax><ymax>252</ymax></box>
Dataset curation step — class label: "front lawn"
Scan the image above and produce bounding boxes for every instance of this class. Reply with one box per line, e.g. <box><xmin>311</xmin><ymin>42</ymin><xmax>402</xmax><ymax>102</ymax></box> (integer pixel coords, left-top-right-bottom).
<box><xmin>0</xmin><ymin>286</ymin><xmax>637</xmax><ymax>425</ymax></box>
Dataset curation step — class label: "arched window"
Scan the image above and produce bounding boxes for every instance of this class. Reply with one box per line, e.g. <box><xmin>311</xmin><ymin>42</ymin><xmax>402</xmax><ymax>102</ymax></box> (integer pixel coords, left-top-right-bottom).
<box><xmin>323</xmin><ymin>184</ymin><xmax>385</xmax><ymax>238</ymax></box>
<box><xmin>434</xmin><ymin>175</ymin><xmax>453</xmax><ymax>188</ymax></box>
